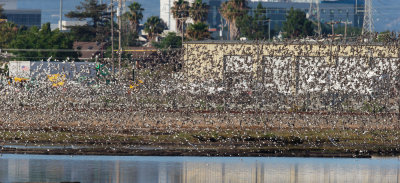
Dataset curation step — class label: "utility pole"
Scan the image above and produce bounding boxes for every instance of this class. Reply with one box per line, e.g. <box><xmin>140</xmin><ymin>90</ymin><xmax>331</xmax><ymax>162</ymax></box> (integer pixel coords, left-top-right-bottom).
<box><xmin>118</xmin><ymin>0</ymin><xmax>122</xmax><ymax>77</ymax></box>
<box><xmin>268</xmin><ymin>19</ymin><xmax>271</xmax><ymax>41</ymax></box>
<box><xmin>111</xmin><ymin>0</ymin><xmax>115</xmax><ymax>75</ymax></box>
<box><xmin>59</xmin><ymin>0</ymin><xmax>63</xmax><ymax>31</ymax></box>
<box><xmin>316</xmin><ymin>0</ymin><xmax>321</xmax><ymax>37</ymax></box>
<box><xmin>340</xmin><ymin>20</ymin><xmax>352</xmax><ymax>41</ymax></box>
<box><xmin>327</xmin><ymin>21</ymin><xmax>339</xmax><ymax>40</ymax></box>
<box><xmin>177</xmin><ymin>18</ymin><xmax>186</xmax><ymax>45</ymax></box>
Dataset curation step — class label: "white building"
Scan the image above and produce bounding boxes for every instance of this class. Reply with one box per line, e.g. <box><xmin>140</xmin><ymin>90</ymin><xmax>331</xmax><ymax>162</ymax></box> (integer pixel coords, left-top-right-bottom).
<box><xmin>51</xmin><ymin>20</ymin><xmax>87</xmax><ymax>31</ymax></box>
<box><xmin>160</xmin><ymin>0</ymin><xmax>177</xmax><ymax>32</ymax></box>
<box><xmin>160</xmin><ymin>0</ymin><xmax>194</xmax><ymax>32</ymax></box>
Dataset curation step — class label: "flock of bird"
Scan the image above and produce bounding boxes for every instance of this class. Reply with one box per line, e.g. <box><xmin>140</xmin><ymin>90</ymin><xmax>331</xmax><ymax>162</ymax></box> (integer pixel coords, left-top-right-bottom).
<box><xmin>1</xmin><ymin>41</ymin><xmax>400</xmax><ymax>136</ymax></box>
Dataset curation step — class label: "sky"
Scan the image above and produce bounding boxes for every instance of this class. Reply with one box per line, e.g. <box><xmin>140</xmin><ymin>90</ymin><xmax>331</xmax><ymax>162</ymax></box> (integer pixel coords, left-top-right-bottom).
<box><xmin>373</xmin><ymin>0</ymin><xmax>400</xmax><ymax>32</ymax></box>
<box><xmin>16</xmin><ymin>0</ymin><xmax>159</xmax><ymax>25</ymax></box>
<box><xmin>13</xmin><ymin>0</ymin><xmax>400</xmax><ymax>32</ymax></box>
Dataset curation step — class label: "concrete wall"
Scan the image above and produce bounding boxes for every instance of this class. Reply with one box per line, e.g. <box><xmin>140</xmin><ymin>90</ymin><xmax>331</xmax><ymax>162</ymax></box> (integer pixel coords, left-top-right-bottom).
<box><xmin>183</xmin><ymin>42</ymin><xmax>400</xmax><ymax>94</ymax></box>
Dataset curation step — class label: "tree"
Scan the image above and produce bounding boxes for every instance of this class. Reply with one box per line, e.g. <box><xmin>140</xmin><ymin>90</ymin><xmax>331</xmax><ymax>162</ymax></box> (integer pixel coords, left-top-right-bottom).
<box><xmin>144</xmin><ymin>16</ymin><xmax>167</xmax><ymax>42</ymax></box>
<box><xmin>189</xmin><ymin>0</ymin><xmax>209</xmax><ymax>23</ymax></box>
<box><xmin>282</xmin><ymin>8</ymin><xmax>313</xmax><ymax>39</ymax></box>
<box><xmin>171</xmin><ymin>0</ymin><xmax>190</xmax><ymax>33</ymax></box>
<box><xmin>9</xmin><ymin>23</ymin><xmax>79</xmax><ymax>61</ymax></box>
<box><xmin>124</xmin><ymin>2</ymin><xmax>144</xmax><ymax>33</ymax></box>
<box><xmin>65</xmin><ymin>0</ymin><xmax>110</xmax><ymax>42</ymax></box>
<box><xmin>377</xmin><ymin>30</ymin><xmax>395</xmax><ymax>43</ymax></box>
<box><xmin>334</xmin><ymin>25</ymin><xmax>362</xmax><ymax>37</ymax></box>
<box><xmin>153</xmin><ymin>32</ymin><xmax>182</xmax><ymax>49</ymax></box>
<box><xmin>121</xmin><ymin>2</ymin><xmax>144</xmax><ymax>46</ymax></box>
<box><xmin>0</xmin><ymin>22</ymin><xmax>18</xmax><ymax>48</ymax></box>
<box><xmin>186</xmin><ymin>22</ymin><xmax>210</xmax><ymax>40</ymax></box>
<box><xmin>237</xmin><ymin>2</ymin><xmax>270</xmax><ymax>40</ymax></box>
<box><xmin>219</xmin><ymin>0</ymin><xmax>248</xmax><ymax>40</ymax></box>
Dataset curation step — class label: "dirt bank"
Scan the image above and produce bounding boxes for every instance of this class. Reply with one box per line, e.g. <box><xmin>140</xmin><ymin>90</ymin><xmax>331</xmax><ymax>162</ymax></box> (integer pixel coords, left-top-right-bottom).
<box><xmin>0</xmin><ymin>128</ymin><xmax>399</xmax><ymax>158</ymax></box>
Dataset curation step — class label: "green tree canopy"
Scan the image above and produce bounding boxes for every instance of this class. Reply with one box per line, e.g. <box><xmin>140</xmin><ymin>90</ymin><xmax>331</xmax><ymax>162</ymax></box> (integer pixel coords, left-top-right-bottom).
<box><xmin>334</xmin><ymin>25</ymin><xmax>362</xmax><ymax>37</ymax></box>
<box><xmin>282</xmin><ymin>8</ymin><xmax>313</xmax><ymax>39</ymax></box>
<box><xmin>65</xmin><ymin>0</ymin><xmax>110</xmax><ymax>42</ymax></box>
<box><xmin>219</xmin><ymin>0</ymin><xmax>248</xmax><ymax>40</ymax></box>
<box><xmin>189</xmin><ymin>0</ymin><xmax>209</xmax><ymax>23</ymax></box>
<box><xmin>144</xmin><ymin>16</ymin><xmax>167</xmax><ymax>42</ymax></box>
<box><xmin>0</xmin><ymin>22</ymin><xmax>18</xmax><ymax>48</ymax></box>
<box><xmin>237</xmin><ymin>2</ymin><xmax>271</xmax><ymax>40</ymax></box>
<box><xmin>171</xmin><ymin>0</ymin><xmax>190</xmax><ymax>33</ymax></box>
<box><xmin>153</xmin><ymin>32</ymin><xmax>182</xmax><ymax>49</ymax></box>
<box><xmin>124</xmin><ymin>2</ymin><xmax>144</xmax><ymax>33</ymax></box>
<box><xmin>186</xmin><ymin>22</ymin><xmax>210</xmax><ymax>40</ymax></box>
<box><xmin>9</xmin><ymin>23</ymin><xmax>79</xmax><ymax>61</ymax></box>
<box><xmin>377</xmin><ymin>30</ymin><xmax>396</xmax><ymax>43</ymax></box>
<box><xmin>121</xmin><ymin>2</ymin><xmax>144</xmax><ymax>46</ymax></box>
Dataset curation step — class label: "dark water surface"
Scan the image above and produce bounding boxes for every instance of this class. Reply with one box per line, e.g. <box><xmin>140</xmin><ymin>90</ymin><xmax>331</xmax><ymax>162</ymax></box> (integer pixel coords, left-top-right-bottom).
<box><xmin>0</xmin><ymin>154</ymin><xmax>399</xmax><ymax>183</ymax></box>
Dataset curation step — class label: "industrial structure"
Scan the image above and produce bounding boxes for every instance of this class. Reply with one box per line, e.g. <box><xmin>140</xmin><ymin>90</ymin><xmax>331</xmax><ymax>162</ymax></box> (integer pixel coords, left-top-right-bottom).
<box><xmin>160</xmin><ymin>0</ymin><xmax>365</xmax><ymax>39</ymax></box>
<box><xmin>1</xmin><ymin>10</ymin><xmax>42</xmax><ymax>28</ymax></box>
<box><xmin>0</xmin><ymin>0</ymin><xmax>42</xmax><ymax>28</ymax></box>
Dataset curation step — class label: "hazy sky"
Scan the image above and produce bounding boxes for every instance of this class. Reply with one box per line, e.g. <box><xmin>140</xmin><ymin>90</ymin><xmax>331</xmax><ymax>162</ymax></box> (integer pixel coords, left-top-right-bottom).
<box><xmin>374</xmin><ymin>0</ymin><xmax>400</xmax><ymax>32</ymax></box>
<box><xmin>14</xmin><ymin>0</ymin><xmax>400</xmax><ymax>32</ymax></box>
<box><xmin>17</xmin><ymin>0</ymin><xmax>159</xmax><ymax>25</ymax></box>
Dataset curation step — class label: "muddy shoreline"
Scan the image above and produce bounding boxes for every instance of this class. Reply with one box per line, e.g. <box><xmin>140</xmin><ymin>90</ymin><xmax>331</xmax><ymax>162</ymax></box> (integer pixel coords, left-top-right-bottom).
<box><xmin>0</xmin><ymin>146</ymin><xmax>377</xmax><ymax>158</ymax></box>
<box><xmin>0</xmin><ymin>128</ymin><xmax>399</xmax><ymax>158</ymax></box>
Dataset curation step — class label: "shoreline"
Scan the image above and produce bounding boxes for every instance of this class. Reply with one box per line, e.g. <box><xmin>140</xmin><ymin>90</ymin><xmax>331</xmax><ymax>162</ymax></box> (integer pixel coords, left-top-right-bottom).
<box><xmin>0</xmin><ymin>126</ymin><xmax>398</xmax><ymax>158</ymax></box>
<box><xmin>0</xmin><ymin>146</ymin><xmax>383</xmax><ymax>158</ymax></box>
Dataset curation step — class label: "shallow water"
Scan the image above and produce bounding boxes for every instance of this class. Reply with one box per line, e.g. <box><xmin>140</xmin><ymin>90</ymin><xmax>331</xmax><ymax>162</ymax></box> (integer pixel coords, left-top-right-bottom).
<box><xmin>0</xmin><ymin>154</ymin><xmax>399</xmax><ymax>183</ymax></box>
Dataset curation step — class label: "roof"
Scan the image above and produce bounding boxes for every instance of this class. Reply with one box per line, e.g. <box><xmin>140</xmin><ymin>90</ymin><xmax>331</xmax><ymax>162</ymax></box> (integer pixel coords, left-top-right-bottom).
<box><xmin>73</xmin><ymin>42</ymin><xmax>107</xmax><ymax>60</ymax></box>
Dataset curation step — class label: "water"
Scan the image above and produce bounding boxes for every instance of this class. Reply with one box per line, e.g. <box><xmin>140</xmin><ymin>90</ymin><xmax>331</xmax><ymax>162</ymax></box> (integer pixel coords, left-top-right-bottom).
<box><xmin>0</xmin><ymin>155</ymin><xmax>399</xmax><ymax>183</ymax></box>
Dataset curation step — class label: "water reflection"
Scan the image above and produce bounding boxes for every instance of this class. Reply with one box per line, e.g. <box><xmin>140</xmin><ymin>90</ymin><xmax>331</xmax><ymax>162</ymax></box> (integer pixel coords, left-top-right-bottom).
<box><xmin>0</xmin><ymin>155</ymin><xmax>398</xmax><ymax>183</ymax></box>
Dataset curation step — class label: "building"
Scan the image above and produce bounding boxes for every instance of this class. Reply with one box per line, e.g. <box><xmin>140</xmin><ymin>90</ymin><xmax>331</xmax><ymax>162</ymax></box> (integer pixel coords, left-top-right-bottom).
<box><xmin>183</xmin><ymin>41</ymin><xmax>399</xmax><ymax>95</ymax></box>
<box><xmin>2</xmin><ymin>10</ymin><xmax>41</xmax><ymax>27</ymax></box>
<box><xmin>73</xmin><ymin>42</ymin><xmax>107</xmax><ymax>61</ymax></box>
<box><xmin>248</xmin><ymin>0</ymin><xmax>364</xmax><ymax>30</ymax></box>
<box><xmin>51</xmin><ymin>20</ymin><xmax>87</xmax><ymax>31</ymax></box>
<box><xmin>203</xmin><ymin>0</ymin><xmax>364</xmax><ymax>39</ymax></box>
<box><xmin>1</xmin><ymin>0</ymin><xmax>42</xmax><ymax>28</ymax></box>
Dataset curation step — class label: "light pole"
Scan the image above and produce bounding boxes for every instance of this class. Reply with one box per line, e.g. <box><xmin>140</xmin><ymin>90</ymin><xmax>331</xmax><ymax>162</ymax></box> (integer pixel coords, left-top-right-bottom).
<box><xmin>59</xmin><ymin>0</ymin><xmax>63</xmax><ymax>31</ymax></box>
<box><xmin>267</xmin><ymin>18</ymin><xmax>271</xmax><ymax>41</ymax></box>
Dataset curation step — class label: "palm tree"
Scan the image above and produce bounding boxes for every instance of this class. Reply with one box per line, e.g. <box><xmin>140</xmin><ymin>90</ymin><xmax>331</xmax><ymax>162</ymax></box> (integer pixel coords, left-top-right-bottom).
<box><xmin>189</xmin><ymin>0</ymin><xmax>209</xmax><ymax>23</ymax></box>
<box><xmin>186</xmin><ymin>22</ymin><xmax>210</xmax><ymax>40</ymax></box>
<box><xmin>219</xmin><ymin>0</ymin><xmax>248</xmax><ymax>40</ymax></box>
<box><xmin>171</xmin><ymin>0</ymin><xmax>190</xmax><ymax>33</ymax></box>
<box><xmin>124</xmin><ymin>2</ymin><xmax>144</xmax><ymax>33</ymax></box>
<box><xmin>144</xmin><ymin>16</ymin><xmax>167</xmax><ymax>42</ymax></box>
